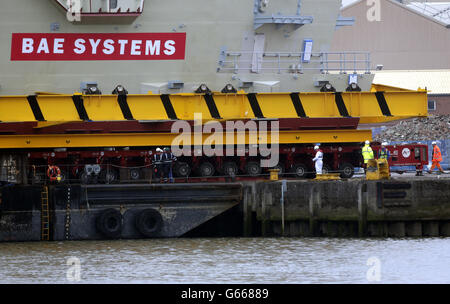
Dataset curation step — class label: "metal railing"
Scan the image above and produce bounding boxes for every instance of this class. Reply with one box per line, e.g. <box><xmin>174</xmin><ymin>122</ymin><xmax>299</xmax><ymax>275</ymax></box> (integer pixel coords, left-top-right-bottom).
<box><xmin>218</xmin><ymin>51</ymin><xmax>371</xmax><ymax>74</ymax></box>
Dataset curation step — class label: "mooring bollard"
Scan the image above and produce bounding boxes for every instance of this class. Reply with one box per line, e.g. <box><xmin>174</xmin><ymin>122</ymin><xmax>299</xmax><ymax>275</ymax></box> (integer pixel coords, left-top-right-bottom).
<box><xmin>269</xmin><ymin>169</ymin><xmax>280</xmax><ymax>181</ymax></box>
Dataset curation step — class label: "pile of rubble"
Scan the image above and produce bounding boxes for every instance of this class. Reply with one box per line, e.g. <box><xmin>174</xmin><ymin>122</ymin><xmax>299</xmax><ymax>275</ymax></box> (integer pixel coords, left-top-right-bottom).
<box><xmin>374</xmin><ymin>115</ymin><xmax>450</xmax><ymax>142</ymax></box>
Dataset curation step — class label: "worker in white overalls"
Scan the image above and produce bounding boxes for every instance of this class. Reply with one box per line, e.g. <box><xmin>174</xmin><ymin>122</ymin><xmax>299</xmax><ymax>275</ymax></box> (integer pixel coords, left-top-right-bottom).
<box><xmin>312</xmin><ymin>145</ymin><xmax>323</xmax><ymax>175</ymax></box>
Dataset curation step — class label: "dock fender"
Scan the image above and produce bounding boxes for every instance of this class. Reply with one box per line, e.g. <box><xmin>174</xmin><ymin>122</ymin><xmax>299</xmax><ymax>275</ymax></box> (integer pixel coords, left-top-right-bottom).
<box><xmin>96</xmin><ymin>208</ymin><xmax>123</xmax><ymax>238</ymax></box>
<box><xmin>135</xmin><ymin>208</ymin><xmax>163</xmax><ymax>237</ymax></box>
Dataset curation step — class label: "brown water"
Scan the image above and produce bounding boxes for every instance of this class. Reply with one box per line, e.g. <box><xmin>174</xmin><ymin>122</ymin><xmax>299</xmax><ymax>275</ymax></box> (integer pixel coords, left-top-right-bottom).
<box><xmin>0</xmin><ymin>238</ymin><xmax>449</xmax><ymax>284</ymax></box>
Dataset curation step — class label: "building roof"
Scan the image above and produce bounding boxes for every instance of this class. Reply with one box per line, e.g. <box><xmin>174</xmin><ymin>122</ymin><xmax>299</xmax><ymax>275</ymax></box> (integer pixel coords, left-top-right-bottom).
<box><xmin>373</xmin><ymin>70</ymin><xmax>450</xmax><ymax>94</ymax></box>
<box><xmin>407</xmin><ymin>2</ymin><xmax>450</xmax><ymax>25</ymax></box>
<box><xmin>342</xmin><ymin>0</ymin><xmax>450</xmax><ymax>27</ymax></box>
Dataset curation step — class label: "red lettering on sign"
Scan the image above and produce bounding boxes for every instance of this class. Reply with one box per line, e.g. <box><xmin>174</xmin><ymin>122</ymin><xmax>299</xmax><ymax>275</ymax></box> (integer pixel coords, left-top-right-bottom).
<box><xmin>11</xmin><ymin>33</ymin><xmax>186</xmax><ymax>61</ymax></box>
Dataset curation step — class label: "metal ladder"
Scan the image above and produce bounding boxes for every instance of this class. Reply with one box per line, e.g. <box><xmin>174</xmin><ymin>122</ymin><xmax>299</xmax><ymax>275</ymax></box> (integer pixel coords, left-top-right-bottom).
<box><xmin>41</xmin><ymin>186</ymin><xmax>50</xmax><ymax>241</ymax></box>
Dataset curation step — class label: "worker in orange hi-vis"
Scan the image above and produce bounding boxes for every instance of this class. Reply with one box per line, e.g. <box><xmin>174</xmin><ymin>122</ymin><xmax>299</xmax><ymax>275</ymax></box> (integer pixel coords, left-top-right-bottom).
<box><xmin>428</xmin><ymin>141</ymin><xmax>445</xmax><ymax>174</ymax></box>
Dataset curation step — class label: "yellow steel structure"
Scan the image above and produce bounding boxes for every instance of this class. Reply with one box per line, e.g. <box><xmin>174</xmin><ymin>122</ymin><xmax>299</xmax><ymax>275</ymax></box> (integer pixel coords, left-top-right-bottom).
<box><xmin>315</xmin><ymin>173</ymin><xmax>341</xmax><ymax>181</ymax></box>
<box><xmin>0</xmin><ymin>129</ymin><xmax>372</xmax><ymax>149</ymax></box>
<box><xmin>370</xmin><ymin>84</ymin><xmax>415</xmax><ymax>92</ymax></box>
<box><xmin>0</xmin><ymin>89</ymin><xmax>427</xmax><ymax>124</ymax></box>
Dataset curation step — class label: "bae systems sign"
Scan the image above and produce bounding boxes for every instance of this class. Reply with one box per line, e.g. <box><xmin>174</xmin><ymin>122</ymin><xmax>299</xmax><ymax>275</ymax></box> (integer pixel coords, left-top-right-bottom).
<box><xmin>10</xmin><ymin>33</ymin><xmax>186</xmax><ymax>61</ymax></box>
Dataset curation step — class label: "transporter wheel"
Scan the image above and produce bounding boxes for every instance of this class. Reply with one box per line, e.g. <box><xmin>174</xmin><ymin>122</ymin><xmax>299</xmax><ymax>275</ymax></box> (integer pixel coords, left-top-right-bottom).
<box><xmin>100</xmin><ymin>169</ymin><xmax>118</xmax><ymax>184</ymax></box>
<box><xmin>223</xmin><ymin>161</ymin><xmax>238</xmax><ymax>176</ymax></box>
<box><xmin>246</xmin><ymin>161</ymin><xmax>262</xmax><ymax>177</ymax></box>
<box><xmin>80</xmin><ymin>172</ymin><xmax>99</xmax><ymax>184</ymax></box>
<box><xmin>130</xmin><ymin>168</ymin><xmax>141</xmax><ymax>181</ymax></box>
<box><xmin>80</xmin><ymin>172</ymin><xmax>90</xmax><ymax>184</ymax></box>
<box><xmin>198</xmin><ymin>162</ymin><xmax>215</xmax><ymax>177</ymax></box>
<box><xmin>174</xmin><ymin>162</ymin><xmax>191</xmax><ymax>177</ymax></box>
<box><xmin>96</xmin><ymin>209</ymin><xmax>123</xmax><ymax>239</ymax></box>
<box><xmin>292</xmin><ymin>163</ymin><xmax>308</xmax><ymax>178</ymax></box>
<box><xmin>322</xmin><ymin>165</ymin><xmax>331</xmax><ymax>175</ymax></box>
<box><xmin>339</xmin><ymin>163</ymin><xmax>355</xmax><ymax>179</ymax></box>
<box><xmin>135</xmin><ymin>209</ymin><xmax>163</xmax><ymax>238</ymax></box>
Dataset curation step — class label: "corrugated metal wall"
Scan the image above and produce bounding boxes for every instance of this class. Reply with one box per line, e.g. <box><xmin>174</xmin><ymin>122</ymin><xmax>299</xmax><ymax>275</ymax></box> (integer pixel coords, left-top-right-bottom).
<box><xmin>332</xmin><ymin>0</ymin><xmax>450</xmax><ymax>70</ymax></box>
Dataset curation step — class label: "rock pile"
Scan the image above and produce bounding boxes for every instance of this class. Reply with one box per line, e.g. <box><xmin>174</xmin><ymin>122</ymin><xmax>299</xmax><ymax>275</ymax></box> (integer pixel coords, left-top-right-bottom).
<box><xmin>374</xmin><ymin>115</ymin><xmax>450</xmax><ymax>142</ymax></box>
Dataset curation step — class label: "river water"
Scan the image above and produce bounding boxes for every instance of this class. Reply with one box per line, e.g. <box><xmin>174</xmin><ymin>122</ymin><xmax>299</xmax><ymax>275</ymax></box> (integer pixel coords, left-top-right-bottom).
<box><xmin>0</xmin><ymin>237</ymin><xmax>449</xmax><ymax>284</ymax></box>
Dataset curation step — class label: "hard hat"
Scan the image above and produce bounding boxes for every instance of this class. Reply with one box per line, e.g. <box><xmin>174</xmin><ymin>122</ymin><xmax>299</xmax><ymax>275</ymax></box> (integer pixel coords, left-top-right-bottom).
<box><xmin>164</xmin><ymin>147</ymin><xmax>170</xmax><ymax>152</ymax></box>
<box><xmin>314</xmin><ymin>145</ymin><xmax>319</xmax><ymax>150</ymax></box>
<box><xmin>365</xmin><ymin>140</ymin><xmax>370</xmax><ymax>145</ymax></box>
<box><xmin>381</xmin><ymin>142</ymin><xmax>388</xmax><ymax>146</ymax></box>
<box><xmin>156</xmin><ymin>148</ymin><xmax>163</xmax><ymax>152</ymax></box>
<box><xmin>432</xmin><ymin>141</ymin><xmax>437</xmax><ymax>145</ymax></box>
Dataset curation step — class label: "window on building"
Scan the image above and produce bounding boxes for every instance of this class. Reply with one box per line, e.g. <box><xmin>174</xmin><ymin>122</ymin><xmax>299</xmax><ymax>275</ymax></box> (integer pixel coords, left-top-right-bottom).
<box><xmin>110</xmin><ymin>0</ymin><xmax>118</xmax><ymax>9</ymax></box>
<box><xmin>428</xmin><ymin>100</ymin><xmax>436</xmax><ymax>111</ymax></box>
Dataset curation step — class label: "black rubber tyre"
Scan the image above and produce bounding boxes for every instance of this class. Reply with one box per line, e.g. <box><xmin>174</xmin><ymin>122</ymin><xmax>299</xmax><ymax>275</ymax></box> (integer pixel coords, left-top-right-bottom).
<box><xmin>100</xmin><ymin>168</ymin><xmax>118</xmax><ymax>184</ymax></box>
<box><xmin>174</xmin><ymin>162</ymin><xmax>191</xmax><ymax>177</ymax></box>
<box><xmin>246</xmin><ymin>161</ymin><xmax>261</xmax><ymax>176</ymax></box>
<box><xmin>322</xmin><ymin>164</ymin><xmax>331</xmax><ymax>175</ymax></box>
<box><xmin>198</xmin><ymin>161</ymin><xmax>215</xmax><ymax>177</ymax></box>
<box><xmin>130</xmin><ymin>168</ymin><xmax>141</xmax><ymax>180</ymax></box>
<box><xmin>292</xmin><ymin>163</ymin><xmax>308</xmax><ymax>178</ymax></box>
<box><xmin>135</xmin><ymin>209</ymin><xmax>163</xmax><ymax>238</ymax></box>
<box><xmin>339</xmin><ymin>162</ymin><xmax>355</xmax><ymax>179</ymax></box>
<box><xmin>80</xmin><ymin>172</ymin><xmax>90</xmax><ymax>184</ymax></box>
<box><xmin>223</xmin><ymin>161</ymin><xmax>238</xmax><ymax>176</ymax></box>
<box><xmin>96</xmin><ymin>208</ymin><xmax>123</xmax><ymax>239</ymax></box>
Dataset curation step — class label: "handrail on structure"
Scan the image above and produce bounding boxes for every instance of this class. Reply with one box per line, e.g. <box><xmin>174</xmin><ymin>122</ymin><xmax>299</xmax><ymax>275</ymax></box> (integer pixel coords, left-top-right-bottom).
<box><xmin>217</xmin><ymin>51</ymin><xmax>371</xmax><ymax>74</ymax></box>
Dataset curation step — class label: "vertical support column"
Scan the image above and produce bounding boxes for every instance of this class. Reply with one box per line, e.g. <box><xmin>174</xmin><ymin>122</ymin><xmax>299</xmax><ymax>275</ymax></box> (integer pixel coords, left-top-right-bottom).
<box><xmin>280</xmin><ymin>180</ymin><xmax>287</xmax><ymax>237</ymax></box>
<box><xmin>388</xmin><ymin>222</ymin><xmax>406</xmax><ymax>237</ymax></box>
<box><xmin>423</xmin><ymin>221</ymin><xmax>440</xmax><ymax>237</ymax></box>
<box><xmin>338</xmin><ymin>222</ymin><xmax>351</xmax><ymax>237</ymax></box>
<box><xmin>405</xmin><ymin>221</ymin><xmax>423</xmax><ymax>237</ymax></box>
<box><xmin>261</xmin><ymin>189</ymin><xmax>272</xmax><ymax>237</ymax></box>
<box><xmin>309</xmin><ymin>186</ymin><xmax>320</xmax><ymax>237</ymax></box>
<box><xmin>327</xmin><ymin>222</ymin><xmax>339</xmax><ymax>237</ymax></box>
<box><xmin>243</xmin><ymin>186</ymin><xmax>253</xmax><ymax>237</ymax></box>
<box><xmin>290</xmin><ymin>221</ymin><xmax>300</xmax><ymax>237</ymax></box>
<box><xmin>440</xmin><ymin>222</ymin><xmax>450</xmax><ymax>237</ymax></box>
<box><xmin>366</xmin><ymin>181</ymin><xmax>389</xmax><ymax>237</ymax></box>
<box><xmin>358</xmin><ymin>183</ymin><xmax>368</xmax><ymax>237</ymax></box>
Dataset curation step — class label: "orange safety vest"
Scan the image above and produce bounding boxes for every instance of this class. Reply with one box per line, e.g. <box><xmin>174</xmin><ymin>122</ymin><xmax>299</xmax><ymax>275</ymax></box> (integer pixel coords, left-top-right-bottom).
<box><xmin>433</xmin><ymin>146</ymin><xmax>442</xmax><ymax>162</ymax></box>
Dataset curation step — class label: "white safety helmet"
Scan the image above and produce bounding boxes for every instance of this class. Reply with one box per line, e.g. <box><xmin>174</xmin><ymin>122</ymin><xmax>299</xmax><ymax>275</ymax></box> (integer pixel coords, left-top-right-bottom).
<box><xmin>381</xmin><ymin>142</ymin><xmax>388</xmax><ymax>146</ymax></box>
<box><xmin>365</xmin><ymin>140</ymin><xmax>370</xmax><ymax>145</ymax></box>
<box><xmin>314</xmin><ymin>145</ymin><xmax>319</xmax><ymax>150</ymax></box>
<box><xmin>432</xmin><ymin>141</ymin><xmax>437</xmax><ymax>145</ymax></box>
<box><xmin>156</xmin><ymin>148</ymin><xmax>163</xmax><ymax>152</ymax></box>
